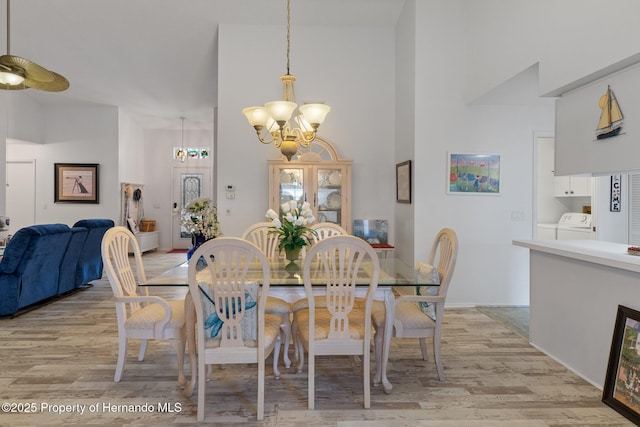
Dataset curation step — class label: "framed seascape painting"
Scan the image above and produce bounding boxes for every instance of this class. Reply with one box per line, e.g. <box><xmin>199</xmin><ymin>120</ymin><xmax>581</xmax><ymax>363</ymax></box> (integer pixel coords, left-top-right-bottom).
<box><xmin>54</xmin><ymin>163</ymin><xmax>99</xmax><ymax>203</ymax></box>
<box><xmin>447</xmin><ymin>153</ymin><xmax>500</xmax><ymax>195</ymax></box>
<box><xmin>603</xmin><ymin>305</ymin><xmax>640</xmax><ymax>425</ymax></box>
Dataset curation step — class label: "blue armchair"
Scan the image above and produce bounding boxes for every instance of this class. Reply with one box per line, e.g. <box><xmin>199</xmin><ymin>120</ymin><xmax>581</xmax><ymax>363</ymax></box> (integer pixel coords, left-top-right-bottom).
<box><xmin>73</xmin><ymin>219</ymin><xmax>115</xmax><ymax>285</ymax></box>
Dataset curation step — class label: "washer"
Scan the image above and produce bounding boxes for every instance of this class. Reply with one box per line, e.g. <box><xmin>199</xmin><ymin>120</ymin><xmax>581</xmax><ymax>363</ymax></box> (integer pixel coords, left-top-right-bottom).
<box><xmin>537</xmin><ymin>213</ymin><xmax>593</xmax><ymax>241</ymax></box>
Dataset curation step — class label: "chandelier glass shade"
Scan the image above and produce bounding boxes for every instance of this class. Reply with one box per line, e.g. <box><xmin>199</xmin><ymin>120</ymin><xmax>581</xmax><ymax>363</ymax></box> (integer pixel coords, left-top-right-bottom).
<box><xmin>242</xmin><ymin>0</ymin><xmax>330</xmax><ymax>161</ymax></box>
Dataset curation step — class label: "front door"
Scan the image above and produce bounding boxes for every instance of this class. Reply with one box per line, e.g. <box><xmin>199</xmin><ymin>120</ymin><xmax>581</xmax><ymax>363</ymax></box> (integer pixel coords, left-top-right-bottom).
<box><xmin>172</xmin><ymin>167</ymin><xmax>212</xmax><ymax>249</ymax></box>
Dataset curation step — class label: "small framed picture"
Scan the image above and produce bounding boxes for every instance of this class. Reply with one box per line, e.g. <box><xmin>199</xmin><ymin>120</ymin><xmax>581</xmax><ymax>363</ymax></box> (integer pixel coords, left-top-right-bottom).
<box><xmin>127</xmin><ymin>218</ymin><xmax>140</xmax><ymax>234</ymax></box>
<box><xmin>396</xmin><ymin>160</ymin><xmax>411</xmax><ymax>203</ymax></box>
<box><xmin>54</xmin><ymin>163</ymin><xmax>99</xmax><ymax>203</ymax></box>
<box><xmin>447</xmin><ymin>152</ymin><xmax>500</xmax><ymax>195</ymax></box>
<box><xmin>602</xmin><ymin>305</ymin><xmax>640</xmax><ymax>425</ymax></box>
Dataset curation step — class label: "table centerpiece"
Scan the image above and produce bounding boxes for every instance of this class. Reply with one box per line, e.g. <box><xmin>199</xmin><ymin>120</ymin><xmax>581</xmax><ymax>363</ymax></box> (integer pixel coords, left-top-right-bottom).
<box><xmin>180</xmin><ymin>197</ymin><xmax>221</xmax><ymax>259</ymax></box>
<box><xmin>266</xmin><ymin>200</ymin><xmax>316</xmax><ymax>266</ymax></box>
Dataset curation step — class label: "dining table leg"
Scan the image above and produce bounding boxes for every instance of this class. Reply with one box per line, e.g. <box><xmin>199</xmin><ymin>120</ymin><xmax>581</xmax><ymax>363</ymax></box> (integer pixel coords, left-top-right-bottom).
<box><xmin>380</xmin><ymin>289</ymin><xmax>396</xmax><ymax>394</ymax></box>
<box><xmin>182</xmin><ymin>291</ymin><xmax>197</xmax><ymax>397</ymax></box>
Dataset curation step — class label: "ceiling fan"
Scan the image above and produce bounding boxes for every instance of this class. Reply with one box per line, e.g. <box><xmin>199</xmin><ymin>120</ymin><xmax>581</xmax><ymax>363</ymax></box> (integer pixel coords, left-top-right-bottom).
<box><xmin>0</xmin><ymin>0</ymin><xmax>68</xmax><ymax>91</ymax></box>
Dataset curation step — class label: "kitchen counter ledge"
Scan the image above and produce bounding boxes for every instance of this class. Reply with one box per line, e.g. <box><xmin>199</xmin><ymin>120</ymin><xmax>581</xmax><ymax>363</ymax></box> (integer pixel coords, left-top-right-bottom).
<box><xmin>512</xmin><ymin>239</ymin><xmax>640</xmax><ymax>273</ymax></box>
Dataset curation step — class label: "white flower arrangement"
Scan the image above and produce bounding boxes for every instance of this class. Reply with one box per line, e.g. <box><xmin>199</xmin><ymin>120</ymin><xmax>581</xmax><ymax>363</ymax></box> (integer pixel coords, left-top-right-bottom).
<box><xmin>266</xmin><ymin>200</ymin><xmax>316</xmax><ymax>252</ymax></box>
<box><xmin>180</xmin><ymin>198</ymin><xmax>221</xmax><ymax>240</ymax></box>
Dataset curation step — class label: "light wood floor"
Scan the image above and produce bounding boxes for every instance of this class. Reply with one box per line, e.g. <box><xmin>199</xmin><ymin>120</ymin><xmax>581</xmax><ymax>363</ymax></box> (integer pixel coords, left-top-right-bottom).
<box><xmin>0</xmin><ymin>250</ymin><xmax>632</xmax><ymax>425</ymax></box>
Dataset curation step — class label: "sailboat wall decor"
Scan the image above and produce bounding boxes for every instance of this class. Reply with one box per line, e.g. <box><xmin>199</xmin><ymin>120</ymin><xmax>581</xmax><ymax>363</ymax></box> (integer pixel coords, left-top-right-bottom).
<box><xmin>596</xmin><ymin>85</ymin><xmax>623</xmax><ymax>140</ymax></box>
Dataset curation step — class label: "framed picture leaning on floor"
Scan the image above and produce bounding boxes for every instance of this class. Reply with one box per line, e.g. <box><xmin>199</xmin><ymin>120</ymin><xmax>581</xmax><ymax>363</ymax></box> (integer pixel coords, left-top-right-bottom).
<box><xmin>603</xmin><ymin>305</ymin><xmax>640</xmax><ymax>425</ymax></box>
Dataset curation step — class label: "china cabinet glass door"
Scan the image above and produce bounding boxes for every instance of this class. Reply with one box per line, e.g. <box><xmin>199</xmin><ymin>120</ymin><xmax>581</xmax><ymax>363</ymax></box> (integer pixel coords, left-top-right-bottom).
<box><xmin>315</xmin><ymin>167</ymin><xmax>344</xmax><ymax>225</ymax></box>
<box><xmin>277</xmin><ymin>167</ymin><xmax>305</xmax><ymax>216</ymax></box>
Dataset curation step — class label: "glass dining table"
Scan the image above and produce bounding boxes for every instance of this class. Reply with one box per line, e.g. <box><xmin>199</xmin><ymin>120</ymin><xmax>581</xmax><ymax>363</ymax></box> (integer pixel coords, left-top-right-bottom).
<box><xmin>143</xmin><ymin>256</ymin><xmax>438</xmax><ymax>396</ymax></box>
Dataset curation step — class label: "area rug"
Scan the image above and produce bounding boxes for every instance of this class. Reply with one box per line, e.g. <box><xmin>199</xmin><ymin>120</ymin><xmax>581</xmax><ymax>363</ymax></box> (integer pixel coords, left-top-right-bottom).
<box><xmin>167</xmin><ymin>248</ymin><xmax>188</xmax><ymax>254</ymax></box>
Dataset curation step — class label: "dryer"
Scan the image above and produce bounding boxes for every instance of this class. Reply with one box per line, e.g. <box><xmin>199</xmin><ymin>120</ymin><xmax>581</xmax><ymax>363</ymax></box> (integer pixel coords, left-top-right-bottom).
<box><xmin>537</xmin><ymin>213</ymin><xmax>593</xmax><ymax>241</ymax></box>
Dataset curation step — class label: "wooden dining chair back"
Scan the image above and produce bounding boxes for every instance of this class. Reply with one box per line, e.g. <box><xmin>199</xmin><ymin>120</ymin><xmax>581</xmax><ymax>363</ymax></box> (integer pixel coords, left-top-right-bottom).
<box><xmin>241</xmin><ymin>222</ymin><xmax>293</xmax><ymax>370</ymax></box>
<box><xmin>293</xmin><ymin>235</ymin><xmax>379</xmax><ymax>410</ymax></box>
<box><xmin>372</xmin><ymin>227</ymin><xmax>458</xmax><ymax>383</ymax></box>
<box><xmin>291</xmin><ymin>221</ymin><xmax>348</xmax><ymax>361</ymax></box>
<box><xmin>188</xmin><ymin>237</ymin><xmax>282</xmax><ymax>421</ymax></box>
<box><xmin>241</xmin><ymin>222</ymin><xmax>280</xmax><ymax>259</ymax></box>
<box><xmin>101</xmin><ymin>226</ymin><xmax>186</xmax><ymax>385</ymax></box>
<box><xmin>310</xmin><ymin>222</ymin><xmax>347</xmax><ymax>244</ymax></box>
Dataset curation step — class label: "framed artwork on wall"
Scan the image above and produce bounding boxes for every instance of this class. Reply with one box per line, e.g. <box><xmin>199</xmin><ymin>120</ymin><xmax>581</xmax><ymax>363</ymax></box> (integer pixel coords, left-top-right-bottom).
<box><xmin>54</xmin><ymin>163</ymin><xmax>99</xmax><ymax>203</ymax></box>
<box><xmin>396</xmin><ymin>160</ymin><xmax>411</xmax><ymax>203</ymax></box>
<box><xmin>447</xmin><ymin>152</ymin><xmax>500</xmax><ymax>195</ymax></box>
<box><xmin>602</xmin><ymin>305</ymin><xmax>640</xmax><ymax>425</ymax></box>
<box><xmin>610</xmin><ymin>175</ymin><xmax>621</xmax><ymax>212</ymax></box>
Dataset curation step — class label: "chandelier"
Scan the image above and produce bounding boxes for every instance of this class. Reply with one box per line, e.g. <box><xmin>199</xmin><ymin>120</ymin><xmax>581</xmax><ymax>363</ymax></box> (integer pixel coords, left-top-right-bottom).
<box><xmin>242</xmin><ymin>0</ymin><xmax>330</xmax><ymax>161</ymax></box>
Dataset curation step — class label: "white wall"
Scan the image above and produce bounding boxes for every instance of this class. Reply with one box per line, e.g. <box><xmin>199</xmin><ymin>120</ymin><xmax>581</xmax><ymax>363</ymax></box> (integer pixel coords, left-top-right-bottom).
<box><xmin>118</xmin><ymin>110</ymin><xmax>146</xmax><ymax>184</ymax></box>
<box><xmin>556</xmin><ymin>63</ymin><xmax>640</xmax><ymax>176</ymax></box>
<box><xmin>216</xmin><ymin>24</ymin><xmax>396</xmax><ymax>238</ymax></box>
<box><xmin>0</xmin><ymin>91</ymin><xmax>42</xmax><ymax>216</ymax></box>
<box><xmin>408</xmin><ymin>0</ymin><xmax>555</xmax><ymax>306</ymax></box>
<box><xmin>35</xmin><ymin>105</ymin><xmax>120</xmax><ymax>225</ymax></box>
<box><xmin>143</xmin><ymin>127</ymin><xmax>214</xmax><ymax>249</ymax></box>
<box><xmin>464</xmin><ymin>0</ymin><xmax>640</xmax><ymax>100</ymax></box>
<box><xmin>394</xmin><ymin>0</ymin><xmax>415</xmax><ymax>262</ymax></box>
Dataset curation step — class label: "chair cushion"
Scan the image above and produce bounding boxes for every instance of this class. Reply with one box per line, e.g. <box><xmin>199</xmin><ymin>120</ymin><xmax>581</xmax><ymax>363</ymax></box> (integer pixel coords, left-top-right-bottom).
<box><xmin>265</xmin><ymin>296</ymin><xmax>292</xmax><ymax>315</ymax></box>
<box><xmin>372</xmin><ymin>300</ymin><xmax>436</xmax><ymax>330</ymax></box>
<box><xmin>295</xmin><ymin>308</ymin><xmax>367</xmax><ymax>340</ymax></box>
<box><xmin>204</xmin><ymin>313</ymin><xmax>282</xmax><ymax>349</ymax></box>
<box><xmin>125</xmin><ymin>300</ymin><xmax>185</xmax><ymax>330</ymax></box>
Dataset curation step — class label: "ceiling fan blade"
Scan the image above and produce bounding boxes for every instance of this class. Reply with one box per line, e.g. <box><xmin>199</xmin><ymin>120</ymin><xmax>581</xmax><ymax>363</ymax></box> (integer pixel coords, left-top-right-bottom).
<box><xmin>25</xmin><ymin>72</ymin><xmax>69</xmax><ymax>92</ymax></box>
<box><xmin>0</xmin><ymin>54</ymin><xmax>54</xmax><ymax>82</ymax></box>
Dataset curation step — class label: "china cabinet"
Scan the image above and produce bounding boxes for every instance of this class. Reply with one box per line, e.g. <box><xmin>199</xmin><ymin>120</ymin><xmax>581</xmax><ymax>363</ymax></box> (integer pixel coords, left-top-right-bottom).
<box><xmin>268</xmin><ymin>138</ymin><xmax>352</xmax><ymax>233</ymax></box>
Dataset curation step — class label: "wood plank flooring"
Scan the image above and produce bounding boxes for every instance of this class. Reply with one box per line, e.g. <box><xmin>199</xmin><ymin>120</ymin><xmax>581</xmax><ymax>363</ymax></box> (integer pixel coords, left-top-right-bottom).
<box><xmin>0</xmin><ymin>251</ymin><xmax>632</xmax><ymax>425</ymax></box>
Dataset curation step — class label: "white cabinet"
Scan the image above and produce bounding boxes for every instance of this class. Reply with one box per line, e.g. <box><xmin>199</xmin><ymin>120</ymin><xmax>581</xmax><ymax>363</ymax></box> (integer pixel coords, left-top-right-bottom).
<box><xmin>129</xmin><ymin>231</ymin><xmax>159</xmax><ymax>253</ymax></box>
<box><xmin>554</xmin><ymin>176</ymin><xmax>591</xmax><ymax>197</ymax></box>
<box><xmin>267</xmin><ymin>138</ymin><xmax>352</xmax><ymax>232</ymax></box>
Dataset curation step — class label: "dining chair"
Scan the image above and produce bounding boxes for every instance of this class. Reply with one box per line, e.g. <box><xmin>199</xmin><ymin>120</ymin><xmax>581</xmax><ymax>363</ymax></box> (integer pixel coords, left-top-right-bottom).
<box><xmin>293</xmin><ymin>235</ymin><xmax>379</xmax><ymax>409</ymax></box>
<box><xmin>291</xmin><ymin>221</ymin><xmax>350</xmax><ymax>361</ymax></box>
<box><xmin>371</xmin><ymin>227</ymin><xmax>458</xmax><ymax>385</ymax></box>
<box><xmin>101</xmin><ymin>226</ymin><xmax>186</xmax><ymax>385</ymax></box>
<box><xmin>241</xmin><ymin>222</ymin><xmax>293</xmax><ymax>369</ymax></box>
<box><xmin>188</xmin><ymin>237</ymin><xmax>282</xmax><ymax>421</ymax></box>
<box><xmin>310</xmin><ymin>222</ymin><xmax>347</xmax><ymax>244</ymax></box>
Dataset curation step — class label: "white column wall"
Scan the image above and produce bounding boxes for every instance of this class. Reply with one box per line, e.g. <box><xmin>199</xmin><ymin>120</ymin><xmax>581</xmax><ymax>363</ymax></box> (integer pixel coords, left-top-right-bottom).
<box><xmin>216</xmin><ymin>24</ymin><xmax>396</xmax><ymax>238</ymax></box>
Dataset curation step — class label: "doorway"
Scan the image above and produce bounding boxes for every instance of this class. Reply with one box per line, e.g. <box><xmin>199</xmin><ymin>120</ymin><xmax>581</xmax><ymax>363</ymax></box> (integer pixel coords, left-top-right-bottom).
<box><xmin>6</xmin><ymin>160</ymin><xmax>36</xmax><ymax>234</ymax></box>
<box><xmin>171</xmin><ymin>167</ymin><xmax>212</xmax><ymax>249</ymax></box>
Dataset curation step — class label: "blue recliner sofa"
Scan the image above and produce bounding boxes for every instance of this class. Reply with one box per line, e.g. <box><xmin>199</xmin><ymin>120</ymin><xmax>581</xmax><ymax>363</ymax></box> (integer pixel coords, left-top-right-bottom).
<box><xmin>0</xmin><ymin>219</ymin><xmax>115</xmax><ymax>316</ymax></box>
<box><xmin>73</xmin><ymin>219</ymin><xmax>115</xmax><ymax>285</ymax></box>
<box><xmin>0</xmin><ymin>224</ymin><xmax>73</xmax><ymax>316</ymax></box>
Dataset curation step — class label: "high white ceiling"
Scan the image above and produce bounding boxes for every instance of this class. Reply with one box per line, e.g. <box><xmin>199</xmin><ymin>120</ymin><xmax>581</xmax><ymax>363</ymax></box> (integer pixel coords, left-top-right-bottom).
<box><xmin>4</xmin><ymin>0</ymin><xmax>404</xmax><ymax>130</ymax></box>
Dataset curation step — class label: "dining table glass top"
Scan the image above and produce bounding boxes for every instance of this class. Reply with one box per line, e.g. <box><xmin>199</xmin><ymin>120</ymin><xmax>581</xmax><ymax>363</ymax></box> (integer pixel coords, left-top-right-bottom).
<box><xmin>142</xmin><ymin>257</ymin><xmax>438</xmax><ymax>287</ymax></box>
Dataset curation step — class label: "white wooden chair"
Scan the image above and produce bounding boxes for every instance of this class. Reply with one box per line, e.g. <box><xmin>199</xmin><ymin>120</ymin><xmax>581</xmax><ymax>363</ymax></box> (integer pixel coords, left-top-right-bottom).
<box><xmin>241</xmin><ymin>222</ymin><xmax>293</xmax><ymax>369</ymax></box>
<box><xmin>293</xmin><ymin>235</ymin><xmax>379</xmax><ymax>409</ymax></box>
<box><xmin>310</xmin><ymin>222</ymin><xmax>347</xmax><ymax>244</ymax></box>
<box><xmin>291</xmin><ymin>221</ymin><xmax>349</xmax><ymax>361</ymax></box>
<box><xmin>188</xmin><ymin>237</ymin><xmax>282</xmax><ymax>421</ymax></box>
<box><xmin>372</xmin><ymin>228</ymin><xmax>458</xmax><ymax>385</ymax></box>
<box><xmin>101</xmin><ymin>226</ymin><xmax>186</xmax><ymax>384</ymax></box>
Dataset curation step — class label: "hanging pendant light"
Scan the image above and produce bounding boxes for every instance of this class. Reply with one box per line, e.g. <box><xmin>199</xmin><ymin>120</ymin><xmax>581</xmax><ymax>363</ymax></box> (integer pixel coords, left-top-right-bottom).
<box><xmin>0</xmin><ymin>0</ymin><xmax>69</xmax><ymax>91</ymax></box>
<box><xmin>242</xmin><ymin>0</ymin><xmax>330</xmax><ymax>161</ymax></box>
<box><xmin>175</xmin><ymin>117</ymin><xmax>186</xmax><ymax>162</ymax></box>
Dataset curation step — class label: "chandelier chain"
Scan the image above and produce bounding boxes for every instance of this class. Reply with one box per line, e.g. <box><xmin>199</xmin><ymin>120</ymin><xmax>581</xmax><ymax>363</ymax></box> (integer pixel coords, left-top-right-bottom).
<box><xmin>286</xmin><ymin>0</ymin><xmax>291</xmax><ymax>75</ymax></box>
